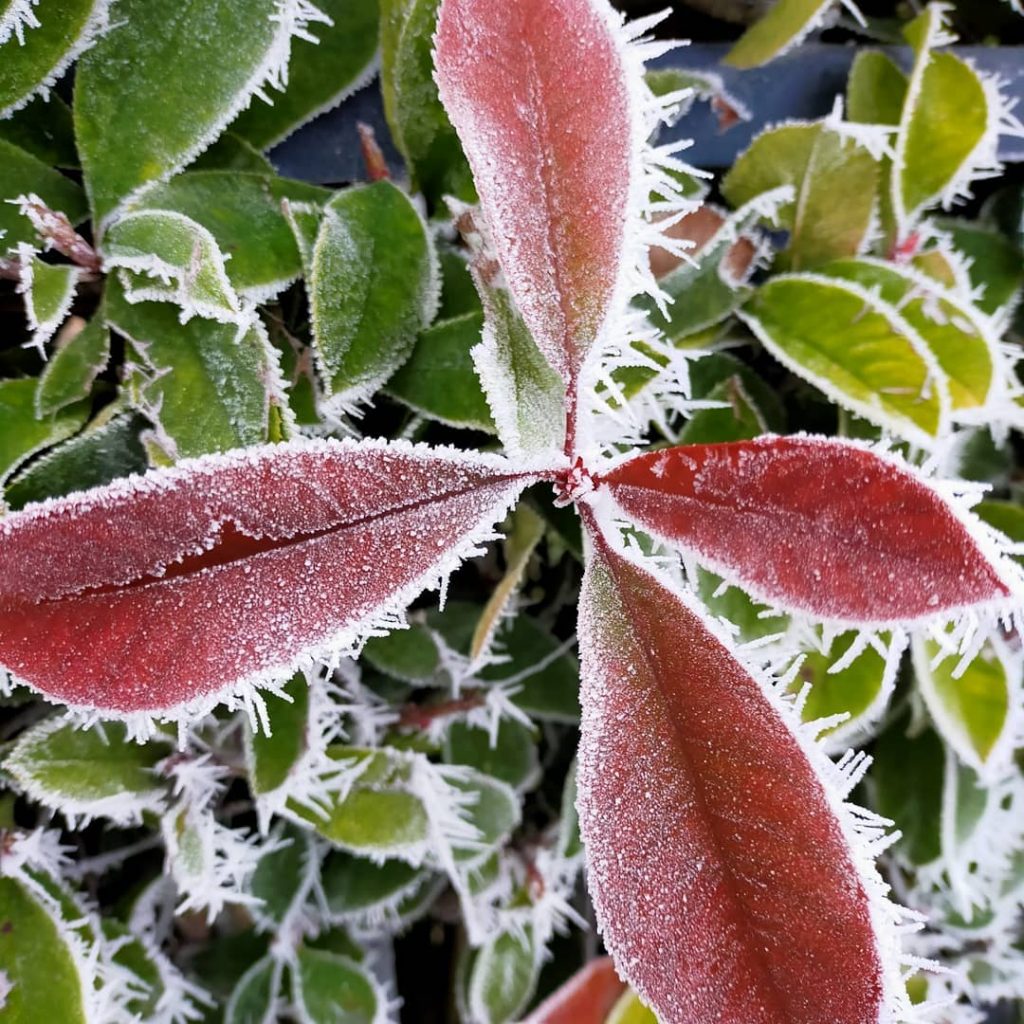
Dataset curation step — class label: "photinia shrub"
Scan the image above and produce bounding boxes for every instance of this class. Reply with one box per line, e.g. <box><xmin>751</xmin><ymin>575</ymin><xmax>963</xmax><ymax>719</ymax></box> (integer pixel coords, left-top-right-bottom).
<box><xmin>2</xmin><ymin>0</ymin><xmax>1024</xmax><ymax>1022</ymax></box>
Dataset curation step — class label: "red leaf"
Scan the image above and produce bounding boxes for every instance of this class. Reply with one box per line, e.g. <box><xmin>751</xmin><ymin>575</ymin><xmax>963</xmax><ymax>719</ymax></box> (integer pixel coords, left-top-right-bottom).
<box><xmin>598</xmin><ymin>435</ymin><xmax>1013</xmax><ymax>624</ymax></box>
<box><xmin>577</xmin><ymin>525</ymin><xmax>895</xmax><ymax>1024</ymax></box>
<box><xmin>521</xmin><ymin>957</ymin><xmax>626</xmax><ymax>1024</ymax></box>
<box><xmin>434</xmin><ymin>0</ymin><xmax>634</xmax><ymax>395</ymax></box>
<box><xmin>0</xmin><ymin>439</ymin><xmax>535</xmax><ymax>714</ymax></box>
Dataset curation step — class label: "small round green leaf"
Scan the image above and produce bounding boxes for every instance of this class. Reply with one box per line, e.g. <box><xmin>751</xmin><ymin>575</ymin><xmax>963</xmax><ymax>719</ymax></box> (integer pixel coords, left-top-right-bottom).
<box><xmin>310</xmin><ymin>180</ymin><xmax>438</xmax><ymax>408</ymax></box>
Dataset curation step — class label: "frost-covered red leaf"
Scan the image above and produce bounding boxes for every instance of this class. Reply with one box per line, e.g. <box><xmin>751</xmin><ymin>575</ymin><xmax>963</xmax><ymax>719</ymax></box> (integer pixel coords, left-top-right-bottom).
<box><xmin>577</xmin><ymin>526</ymin><xmax>900</xmax><ymax>1024</ymax></box>
<box><xmin>598</xmin><ymin>435</ymin><xmax>1014</xmax><ymax>624</ymax></box>
<box><xmin>434</xmin><ymin>0</ymin><xmax>634</xmax><ymax>395</ymax></box>
<box><xmin>0</xmin><ymin>439</ymin><xmax>538</xmax><ymax>715</ymax></box>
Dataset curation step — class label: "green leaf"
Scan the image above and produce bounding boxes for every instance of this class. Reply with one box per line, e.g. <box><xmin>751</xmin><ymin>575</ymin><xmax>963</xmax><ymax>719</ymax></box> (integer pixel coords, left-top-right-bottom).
<box><xmin>695</xmin><ymin>568</ymin><xmax>789</xmax><ymax>644</ymax></box>
<box><xmin>320</xmin><ymin>851</ymin><xmax>430</xmax><ymax>922</ymax></box>
<box><xmin>106</xmin><ymin>277</ymin><xmax>286</xmax><ymax>458</ymax></box>
<box><xmin>741</xmin><ymin>273</ymin><xmax>949</xmax><ymax>445</ymax></box>
<box><xmin>104</xmin><ymin>210</ymin><xmax>242</xmax><ymax>323</ymax></box>
<box><xmin>557</xmin><ymin>761</ymin><xmax>582</xmax><ymax>861</ymax></box>
<box><xmin>642</xmin><ymin>229</ymin><xmax>753</xmax><ymax>342</ymax></box>
<box><xmin>74</xmin><ymin>0</ymin><xmax>307</xmax><ymax>225</ymax></box>
<box><xmin>127</xmin><ymin>170</ymin><xmax>331</xmax><ymax>300</ymax></box>
<box><xmin>444</xmin><ymin>719</ymin><xmax>539</xmax><ymax>792</ymax></box>
<box><xmin>941</xmin><ymin>756</ymin><xmax>989</xmax><ymax>865</ymax></box>
<box><xmin>380</xmin><ymin>0</ymin><xmax>473</xmax><ymax>203</ymax></box>
<box><xmin>606</xmin><ymin>991</ymin><xmax>658</xmax><ymax>1024</ymax></box>
<box><xmin>0</xmin><ymin>138</ymin><xmax>85</xmax><ymax>253</ymax></box>
<box><xmin>937</xmin><ymin>220</ymin><xmax>1023</xmax><ymax>316</ymax></box>
<box><xmin>246</xmin><ymin>672</ymin><xmax>311</xmax><ymax>798</ymax></box>
<box><xmin>678</xmin><ymin>353</ymin><xmax>785</xmax><ymax>446</ymax></box>
<box><xmin>231</xmin><ymin>0</ymin><xmax>379</xmax><ymax>149</ymax></box>
<box><xmin>847</xmin><ymin>50</ymin><xmax>908</xmax><ymax>126</ymax></box>
<box><xmin>290</xmin><ymin>747</ymin><xmax>431</xmax><ymax>857</ymax></box>
<box><xmin>0</xmin><ymin>377</ymin><xmax>87</xmax><ymax>486</ymax></box>
<box><xmin>794</xmin><ymin>631</ymin><xmax>897</xmax><ymax>746</ymax></box>
<box><xmin>293</xmin><ymin>948</ymin><xmax>379</xmax><ymax>1024</ymax></box>
<box><xmin>819</xmin><ymin>258</ymin><xmax>997</xmax><ymax>414</ymax></box>
<box><xmin>846</xmin><ymin>50</ymin><xmax>907</xmax><ymax>242</ymax></box>
<box><xmin>102</xmin><ymin>919</ymin><xmax>164</xmax><ymax>1019</ymax></box>
<box><xmin>388</xmin><ymin>311</ymin><xmax>494</xmax><ymax>431</ymax></box>
<box><xmin>894</xmin><ymin>8</ymin><xmax>991</xmax><ymax>232</ymax></box>
<box><xmin>34</xmin><ymin>315</ymin><xmax>110</xmax><ymax>417</ymax></box>
<box><xmin>6</xmin><ymin>413</ymin><xmax>148</xmax><ymax>510</ymax></box>
<box><xmin>467</xmin><ymin>250</ymin><xmax>565</xmax><ymax>458</ymax></box>
<box><xmin>468</xmin><ymin>927</ymin><xmax>538</xmax><ymax>1024</ymax></box>
<box><xmin>471</xmin><ymin>504</ymin><xmax>545</xmax><ymax>666</ymax></box>
<box><xmin>5</xmin><ymin>717</ymin><xmax>169</xmax><ymax>818</ymax></box>
<box><xmin>453</xmin><ymin>769</ymin><xmax>520</xmax><ymax>860</ymax></box>
<box><xmin>22</xmin><ymin>257</ymin><xmax>78</xmax><ymax>349</ymax></box>
<box><xmin>362</xmin><ymin>625</ymin><xmax>441</xmax><ymax>684</ymax></box>
<box><xmin>0</xmin><ymin>876</ymin><xmax>87</xmax><ymax>1024</ymax></box>
<box><xmin>192</xmin><ymin>131</ymin><xmax>275</xmax><ymax>174</ymax></box>
<box><xmin>428</xmin><ymin>605</ymin><xmax>581</xmax><ymax>722</ymax></box>
<box><xmin>913</xmin><ymin>636</ymin><xmax>1014</xmax><ymax>776</ymax></box>
<box><xmin>225</xmin><ymin>955</ymin><xmax>279</xmax><ymax>1024</ymax></box>
<box><xmin>722</xmin><ymin>123</ymin><xmax>878</xmax><ymax>270</ymax></box>
<box><xmin>725</xmin><ymin>0</ymin><xmax>832</xmax><ymax>69</ymax></box>
<box><xmin>311</xmin><ymin>180</ymin><xmax>437</xmax><ymax>407</ymax></box>
<box><xmin>437</xmin><ymin>245</ymin><xmax>481</xmax><ymax>320</ymax></box>
<box><xmin>0</xmin><ymin>94</ymin><xmax>77</xmax><ymax>167</ymax></box>
<box><xmin>0</xmin><ymin>0</ymin><xmax>107</xmax><ymax>117</ymax></box>
<box><xmin>292</xmin><ymin>749</ymin><xmax>518</xmax><ymax>864</ymax></box>
<box><xmin>976</xmin><ymin>500</ymin><xmax>1024</xmax><ymax>560</ymax></box>
<box><xmin>249</xmin><ymin>826</ymin><xmax>311</xmax><ymax>925</ymax></box>
<box><xmin>872</xmin><ymin>720</ymin><xmax>944</xmax><ymax>867</ymax></box>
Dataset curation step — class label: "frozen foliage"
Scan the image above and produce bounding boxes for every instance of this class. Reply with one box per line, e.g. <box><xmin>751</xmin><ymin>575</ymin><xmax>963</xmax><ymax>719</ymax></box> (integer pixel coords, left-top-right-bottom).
<box><xmin>4</xmin><ymin>0</ymin><xmax>1024</xmax><ymax>1021</ymax></box>
<box><xmin>0</xmin><ymin>0</ymin><xmax>111</xmax><ymax>118</ymax></box>
<box><xmin>0</xmin><ymin>0</ymin><xmax>40</xmax><ymax>46</ymax></box>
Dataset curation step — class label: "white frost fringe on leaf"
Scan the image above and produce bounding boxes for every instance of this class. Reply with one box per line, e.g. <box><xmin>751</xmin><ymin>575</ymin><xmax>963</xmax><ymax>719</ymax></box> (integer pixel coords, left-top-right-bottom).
<box><xmin>3</xmin><ymin>715</ymin><xmax>171</xmax><ymax>828</ymax></box>
<box><xmin>0</xmin><ymin>0</ymin><xmax>40</xmax><ymax>47</ymax></box>
<box><xmin>891</xmin><ymin>4</ymin><xmax>1024</xmax><ymax>238</ymax></box>
<box><xmin>14</xmin><ymin>243</ymin><xmax>80</xmax><ymax>358</ymax></box>
<box><xmin>587</xmin><ymin>187</ymin><xmax>790</xmax><ymax>456</ymax></box>
<box><xmin>0</xmin><ymin>829</ymin><xmax>177</xmax><ymax>1023</ymax></box>
<box><xmin>571</xmin><ymin>6</ymin><xmax>714</xmax><ymax>458</ymax></box>
<box><xmin>581</xmin><ymin>505</ymin><xmax>939</xmax><ymax>1024</ymax></box>
<box><xmin>248</xmin><ymin>666</ymin><xmax>373</xmax><ymax>833</ymax></box>
<box><xmin>161</xmin><ymin>752</ymin><xmax>272</xmax><ymax>920</ymax></box>
<box><xmin>104</xmin><ymin>210</ymin><xmax>252</xmax><ymax>330</ymax></box>
<box><xmin>0</xmin><ymin>0</ymin><xmax>111</xmax><ymax>119</ymax></box>
<box><xmin>103</xmin><ymin>0</ymin><xmax>329</xmax><ymax>228</ymax></box>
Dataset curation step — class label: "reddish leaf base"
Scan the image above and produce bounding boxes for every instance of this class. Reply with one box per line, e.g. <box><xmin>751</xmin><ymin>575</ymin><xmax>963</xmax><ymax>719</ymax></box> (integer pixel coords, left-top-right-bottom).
<box><xmin>600</xmin><ymin>436</ymin><xmax>1010</xmax><ymax>623</ymax></box>
<box><xmin>522</xmin><ymin>957</ymin><xmax>626</xmax><ymax>1024</ymax></box>
<box><xmin>577</xmin><ymin>526</ymin><xmax>886</xmax><ymax>1024</ymax></box>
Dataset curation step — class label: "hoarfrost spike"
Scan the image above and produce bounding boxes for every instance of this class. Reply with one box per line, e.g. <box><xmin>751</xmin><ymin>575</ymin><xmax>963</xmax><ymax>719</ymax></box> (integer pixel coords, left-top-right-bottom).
<box><xmin>0</xmin><ymin>438</ymin><xmax>544</xmax><ymax>718</ymax></box>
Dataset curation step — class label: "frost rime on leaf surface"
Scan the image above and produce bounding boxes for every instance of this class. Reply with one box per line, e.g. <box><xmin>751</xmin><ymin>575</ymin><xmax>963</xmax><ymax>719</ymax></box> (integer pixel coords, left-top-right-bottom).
<box><xmin>433</xmin><ymin>0</ymin><xmax>633</xmax><ymax>399</ymax></box>
<box><xmin>0</xmin><ymin>438</ymin><xmax>542</xmax><ymax>718</ymax></box>
<box><xmin>599</xmin><ymin>435</ymin><xmax>1018</xmax><ymax>626</ymax></box>
<box><xmin>576</xmin><ymin>524</ymin><xmax>909</xmax><ymax>1024</ymax></box>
